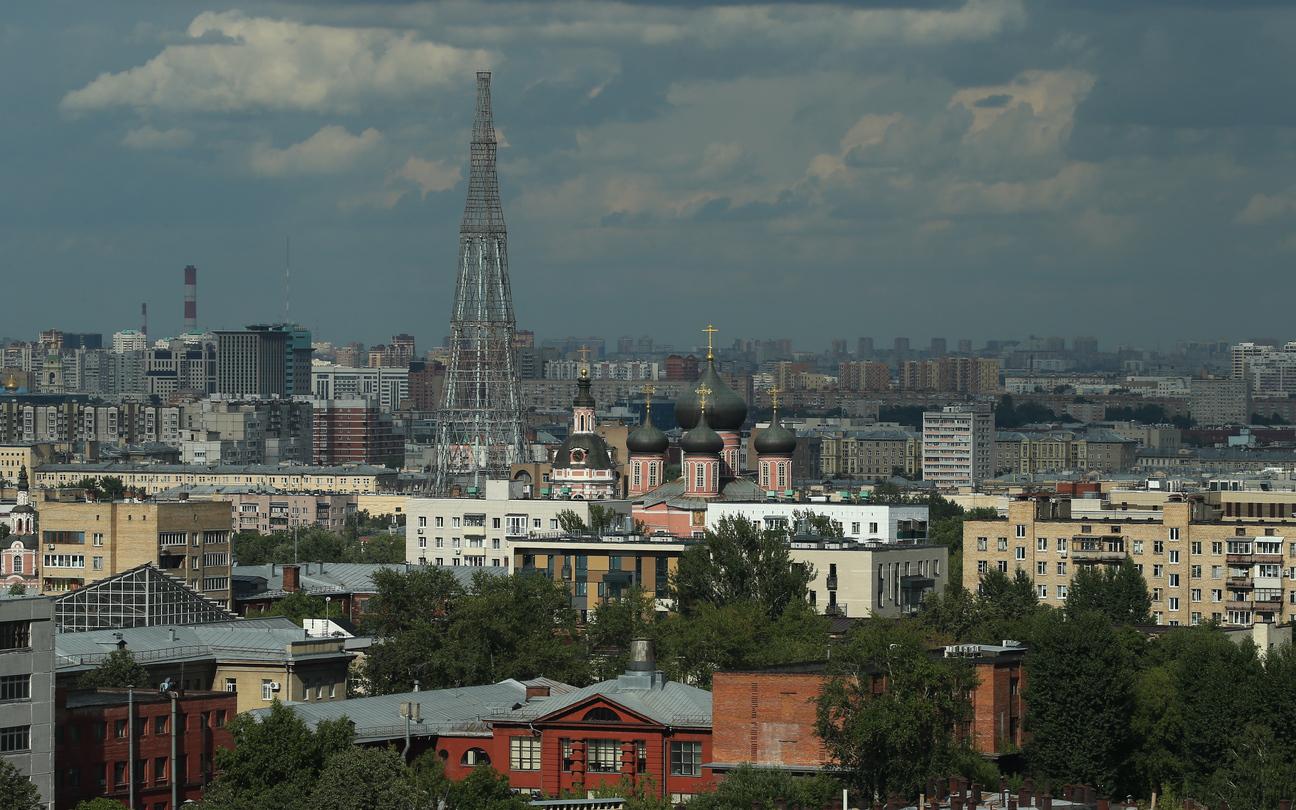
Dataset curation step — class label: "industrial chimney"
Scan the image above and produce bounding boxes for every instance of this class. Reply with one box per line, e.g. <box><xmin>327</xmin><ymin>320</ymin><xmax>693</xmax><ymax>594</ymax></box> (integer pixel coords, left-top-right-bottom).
<box><xmin>183</xmin><ymin>265</ymin><xmax>198</xmax><ymax>332</ymax></box>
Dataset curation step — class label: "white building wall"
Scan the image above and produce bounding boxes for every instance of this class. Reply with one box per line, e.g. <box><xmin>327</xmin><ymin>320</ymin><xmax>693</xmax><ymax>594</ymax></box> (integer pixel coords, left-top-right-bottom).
<box><xmin>704</xmin><ymin>502</ymin><xmax>929</xmax><ymax>543</ymax></box>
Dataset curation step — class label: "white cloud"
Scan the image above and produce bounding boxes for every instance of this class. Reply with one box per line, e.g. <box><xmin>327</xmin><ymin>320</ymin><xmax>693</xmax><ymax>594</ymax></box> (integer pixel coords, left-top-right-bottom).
<box><xmin>62</xmin><ymin>11</ymin><xmax>492</xmax><ymax>114</ymax></box>
<box><xmin>248</xmin><ymin>126</ymin><xmax>383</xmax><ymax>176</ymax></box>
<box><xmin>395</xmin><ymin>156</ymin><xmax>461</xmax><ymax>197</ymax></box>
<box><xmin>1237</xmin><ymin>189</ymin><xmax>1296</xmax><ymax>225</ymax></box>
<box><xmin>120</xmin><ymin>125</ymin><xmax>194</xmax><ymax>150</ymax></box>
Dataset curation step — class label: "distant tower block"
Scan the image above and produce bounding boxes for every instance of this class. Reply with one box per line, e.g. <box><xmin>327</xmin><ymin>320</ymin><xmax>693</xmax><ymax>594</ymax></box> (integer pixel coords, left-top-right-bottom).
<box><xmin>434</xmin><ymin>71</ymin><xmax>525</xmax><ymax>493</ymax></box>
<box><xmin>184</xmin><ymin>265</ymin><xmax>198</xmax><ymax>332</ymax></box>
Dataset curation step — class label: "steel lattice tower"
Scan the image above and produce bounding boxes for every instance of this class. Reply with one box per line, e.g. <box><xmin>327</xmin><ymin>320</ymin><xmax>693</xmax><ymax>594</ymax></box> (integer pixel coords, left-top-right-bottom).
<box><xmin>434</xmin><ymin>71</ymin><xmax>525</xmax><ymax>493</ymax></box>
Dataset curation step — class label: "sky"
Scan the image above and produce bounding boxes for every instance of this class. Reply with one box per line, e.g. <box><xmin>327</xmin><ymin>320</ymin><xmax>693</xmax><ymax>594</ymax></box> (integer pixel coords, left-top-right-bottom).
<box><xmin>5</xmin><ymin>1</ymin><xmax>1296</xmax><ymax>350</ymax></box>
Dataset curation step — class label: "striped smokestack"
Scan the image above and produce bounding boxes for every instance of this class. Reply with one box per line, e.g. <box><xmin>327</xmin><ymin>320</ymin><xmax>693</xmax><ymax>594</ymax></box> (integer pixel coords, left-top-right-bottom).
<box><xmin>183</xmin><ymin>264</ymin><xmax>197</xmax><ymax>332</ymax></box>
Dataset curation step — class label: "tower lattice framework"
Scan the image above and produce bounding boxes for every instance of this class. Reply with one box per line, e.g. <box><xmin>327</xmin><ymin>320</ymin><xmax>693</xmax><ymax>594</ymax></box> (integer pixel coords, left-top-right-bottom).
<box><xmin>434</xmin><ymin>71</ymin><xmax>525</xmax><ymax>493</ymax></box>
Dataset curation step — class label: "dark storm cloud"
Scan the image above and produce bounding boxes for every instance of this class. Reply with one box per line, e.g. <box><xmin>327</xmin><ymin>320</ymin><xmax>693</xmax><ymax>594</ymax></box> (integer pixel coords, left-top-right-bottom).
<box><xmin>4</xmin><ymin>0</ymin><xmax>1296</xmax><ymax>348</ymax></box>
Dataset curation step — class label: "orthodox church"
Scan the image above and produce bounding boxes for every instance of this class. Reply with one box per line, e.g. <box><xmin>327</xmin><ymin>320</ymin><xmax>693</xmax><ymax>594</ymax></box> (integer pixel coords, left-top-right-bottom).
<box><xmin>548</xmin><ymin>367</ymin><xmax>619</xmax><ymax>499</ymax></box>
<box><xmin>1</xmin><ymin>468</ymin><xmax>39</xmax><ymax>591</ymax></box>
<box><xmin>627</xmin><ymin>326</ymin><xmax>797</xmax><ymax>536</ymax></box>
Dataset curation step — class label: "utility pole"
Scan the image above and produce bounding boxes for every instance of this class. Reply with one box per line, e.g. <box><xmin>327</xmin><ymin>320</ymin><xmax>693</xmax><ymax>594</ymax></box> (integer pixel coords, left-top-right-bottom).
<box><xmin>170</xmin><ymin>690</ymin><xmax>179</xmax><ymax>810</ymax></box>
<box><xmin>127</xmin><ymin>687</ymin><xmax>136</xmax><ymax>810</ymax></box>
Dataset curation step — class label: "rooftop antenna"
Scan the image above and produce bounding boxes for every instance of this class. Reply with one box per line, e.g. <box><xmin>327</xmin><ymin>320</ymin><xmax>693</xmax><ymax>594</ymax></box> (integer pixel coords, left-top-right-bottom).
<box><xmin>284</xmin><ymin>235</ymin><xmax>291</xmax><ymax>325</ymax></box>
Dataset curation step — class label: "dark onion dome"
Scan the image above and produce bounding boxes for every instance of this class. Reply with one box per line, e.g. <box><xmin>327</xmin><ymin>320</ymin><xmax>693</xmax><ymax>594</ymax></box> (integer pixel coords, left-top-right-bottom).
<box><xmin>679</xmin><ymin>411</ymin><xmax>724</xmax><ymax>455</ymax></box>
<box><xmin>626</xmin><ymin>419</ymin><xmax>669</xmax><ymax>455</ymax></box>
<box><xmin>754</xmin><ymin>416</ymin><xmax>797</xmax><ymax>456</ymax></box>
<box><xmin>675</xmin><ymin>362</ymin><xmax>747</xmax><ymax>431</ymax></box>
<box><xmin>551</xmin><ymin>433</ymin><xmax>615</xmax><ymax>471</ymax></box>
<box><xmin>573</xmin><ymin>372</ymin><xmax>596</xmax><ymax>407</ymax></box>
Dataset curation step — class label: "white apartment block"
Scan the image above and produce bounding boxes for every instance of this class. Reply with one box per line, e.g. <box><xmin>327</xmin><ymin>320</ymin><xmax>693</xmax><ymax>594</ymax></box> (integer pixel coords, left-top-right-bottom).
<box><xmin>705</xmin><ymin>502</ymin><xmax>929</xmax><ymax>543</ymax></box>
<box><xmin>311</xmin><ymin>364</ymin><xmax>409</xmax><ymax>412</ymax></box>
<box><xmin>791</xmin><ymin>540</ymin><xmax>948</xmax><ymax>619</ymax></box>
<box><xmin>923</xmin><ymin>404</ymin><xmax>995</xmax><ymax>490</ymax></box>
<box><xmin>404</xmin><ymin>480</ymin><xmax>633</xmax><ymax>571</ymax></box>
<box><xmin>1231</xmin><ymin>341</ymin><xmax>1296</xmax><ymax>397</ymax></box>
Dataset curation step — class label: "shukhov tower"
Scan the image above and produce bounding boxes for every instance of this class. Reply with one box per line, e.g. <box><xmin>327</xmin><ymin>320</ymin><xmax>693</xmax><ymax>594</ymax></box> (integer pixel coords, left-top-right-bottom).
<box><xmin>434</xmin><ymin>72</ymin><xmax>525</xmax><ymax>493</ymax></box>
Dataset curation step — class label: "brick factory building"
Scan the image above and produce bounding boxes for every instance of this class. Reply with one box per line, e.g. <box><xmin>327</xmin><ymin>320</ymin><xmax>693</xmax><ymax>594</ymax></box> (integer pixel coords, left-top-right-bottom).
<box><xmin>53</xmin><ymin>688</ymin><xmax>236</xmax><ymax>810</ymax></box>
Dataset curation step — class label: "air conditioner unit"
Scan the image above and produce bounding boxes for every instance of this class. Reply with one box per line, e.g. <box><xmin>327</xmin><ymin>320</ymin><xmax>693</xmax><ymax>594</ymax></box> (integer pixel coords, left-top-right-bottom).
<box><xmin>270</xmin><ymin>682</ymin><xmax>281</xmax><ymax>692</ymax></box>
<box><xmin>46</xmin><ymin>544</ymin><xmax>56</xmax><ymax>551</ymax></box>
<box><xmin>453</xmin><ymin>549</ymin><xmax>462</xmax><ymax>556</ymax></box>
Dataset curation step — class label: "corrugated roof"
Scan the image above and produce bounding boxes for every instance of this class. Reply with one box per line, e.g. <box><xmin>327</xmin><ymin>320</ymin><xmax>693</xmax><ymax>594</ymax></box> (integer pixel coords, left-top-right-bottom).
<box><xmin>251</xmin><ymin>680</ymin><xmax>558</xmax><ymax>742</ymax></box>
<box><xmin>496</xmin><ymin>671</ymin><xmax>711</xmax><ymax>728</ymax></box>
<box><xmin>233</xmin><ymin>563</ymin><xmax>505</xmax><ymax>601</ymax></box>
<box><xmin>55</xmin><ymin>621</ymin><xmax>354</xmax><ymax>672</ymax></box>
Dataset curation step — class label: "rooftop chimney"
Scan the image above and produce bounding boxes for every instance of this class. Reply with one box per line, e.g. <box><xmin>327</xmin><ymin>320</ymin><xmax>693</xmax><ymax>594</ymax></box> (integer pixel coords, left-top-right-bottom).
<box><xmin>283</xmin><ymin>564</ymin><xmax>301</xmax><ymax>592</ymax></box>
<box><xmin>628</xmin><ymin>638</ymin><xmax>655</xmax><ymax>672</ymax></box>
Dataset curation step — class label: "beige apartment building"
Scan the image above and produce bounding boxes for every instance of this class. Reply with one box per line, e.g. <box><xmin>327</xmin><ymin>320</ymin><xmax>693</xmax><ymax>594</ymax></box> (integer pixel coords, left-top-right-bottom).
<box><xmin>820</xmin><ymin>429</ymin><xmax>922</xmax><ymax>479</ymax></box>
<box><xmin>963</xmin><ymin>496</ymin><xmax>1294</xmax><ymax>628</ymax></box>
<box><xmin>38</xmin><ymin>499</ymin><xmax>233</xmax><ymax>604</ymax></box>
<box><xmin>35</xmin><ymin>462</ymin><xmax>398</xmax><ymax>495</ymax></box>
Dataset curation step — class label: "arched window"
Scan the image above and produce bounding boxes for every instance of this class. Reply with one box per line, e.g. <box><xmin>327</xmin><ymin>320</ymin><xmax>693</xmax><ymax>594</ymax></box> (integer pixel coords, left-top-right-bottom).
<box><xmin>460</xmin><ymin>747</ymin><xmax>490</xmax><ymax>766</ymax></box>
<box><xmin>582</xmin><ymin>707</ymin><xmax>621</xmax><ymax>722</ymax></box>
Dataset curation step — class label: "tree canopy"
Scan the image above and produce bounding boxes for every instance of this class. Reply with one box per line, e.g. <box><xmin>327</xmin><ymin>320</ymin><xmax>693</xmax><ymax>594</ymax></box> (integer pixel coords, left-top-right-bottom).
<box><xmin>0</xmin><ymin>760</ymin><xmax>42</xmax><ymax>810</ymax></box>
<box><xmin>77</xmin><ymin>649</ymin><xmax>150</xmax><ymax>689</ymax></box>
<box><xmin>672</xmin><ymin>515</ymin><xmax>815</xmax><ymax>619</ymax></box>
<box><xmin>1065</xmin><ymin>558</ymin><xmax>1153</xmax><ymax>625</ymax></box>
<box><xmin>233</xmin><ymin>524</ymin><xmax>405</xmax><ymax>566</ymax></box>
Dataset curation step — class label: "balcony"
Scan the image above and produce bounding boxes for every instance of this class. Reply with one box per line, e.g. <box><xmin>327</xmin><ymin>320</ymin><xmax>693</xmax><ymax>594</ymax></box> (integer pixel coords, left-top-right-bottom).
<box><xmin>1226</xmin><ymin>576</ymin><xmax>1254</xmax><ymax>590</ymax></box>
<box><xmin>1226</xmin><ymin>553</ymin><xmax>1253</xmax><ymax>564</ymax></box>
<box><xmin>1254</xmin><ymin>553</ymin><xmax>1283</xmax><ymax>565</ymax></box>
<box><xmin>1225</xmin><ymin>599</ymin><xmax>1252</xmax><ymax>612</ymax></box>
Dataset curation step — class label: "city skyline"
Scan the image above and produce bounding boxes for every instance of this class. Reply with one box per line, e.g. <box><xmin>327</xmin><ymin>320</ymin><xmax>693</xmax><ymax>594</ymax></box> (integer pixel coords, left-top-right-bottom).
<box><xmin>7</xmin><ymin>2</ymin><xmax>1296</xmax><ymax>345</ymax></box>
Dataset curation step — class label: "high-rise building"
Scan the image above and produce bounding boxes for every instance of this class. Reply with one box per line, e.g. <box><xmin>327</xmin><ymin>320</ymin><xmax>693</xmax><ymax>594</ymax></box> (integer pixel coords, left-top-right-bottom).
<box><xmin>111</xmin><ymin>330</ymin><xmax>148</xmax><ymax>353</ymax></box>
<box><xmin>215</xmin><ymin>325</ymin><xmax>311</xmax><ymax>398</ymax></box>
<box><xmin>923</xmin><ymin>404</ymin><xmax>994</xmax><ymax>489</ymax></box>
<box><xmin>434</xmin><ymin>72</ymin><xmax>525</xmax><ymax>493</ymax></box>
<box><xmin>929</xmin><ymin>337</ymin><xmax>947</xmax><ymax>357</ymax></box>
<box><xmin>312</xmin><ymin>399</ymin><xmax>403</xmax><ymax>467</ymax></box>
<box><xmin>1189</xmin><ymin>377</ymin><xmax>1251</xmax><ymax>426</ymax></box>
<box><xmin>856</xmin><ymin>337</ymin><xmax>874</xmax><ymax>358</ymax></box>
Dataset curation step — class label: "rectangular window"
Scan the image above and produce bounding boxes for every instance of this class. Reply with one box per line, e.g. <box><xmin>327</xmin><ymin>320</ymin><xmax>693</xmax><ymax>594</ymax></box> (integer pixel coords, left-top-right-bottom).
<box><xmin>1057</xmin><ymin>562</ymin><xmax>1067</xmax><ymax>575</ymax></box>
<box><xmin>154</xmin><ymin>716</ymin><xmax>167</xmax><ymax>735</ymax></box>
<box><xmin>587</xmin><ymin>738</ymin><xmax>620</xmax><ymax>773</ymax></box>
<box><xmin>1169</xmin><ymin>550</ymin><xmax>1180</xmax><ymax>564</ymax></box>
<box><xmin>224</xmin><ymin>678</ymin><xmax>237</xmax><ymax>693</ymax></box>
<box><xmin>0</xmin><ymin>725</ymin><xmax>30</xmax><ymax>752</ymax></box>
<box><xmin>1015</xmin><ymin>524</ymin><xmax>1026</xmax><ymax>538</ymax></box>
<box><xmin>261</xmin><ymin>680</ymin><xmax>274</xmax><ymax>701</ymax></box>
<box><xmin>976</xmin><ymin>537</ymin><xmax>987</xmax><ymax>551</ymax></box>
<box><xmin>1036</xmin><ymin>562</ymin><xmax>1047</xmax><ymax>575</ymax></box>
<box><xmin>1015</xmin><ymin>547</ymin><xmax>1025</xmax><ymax>561</ymax></box>
<box><xmin>1036</xmin><ymin>537</ymin><xmax>1047</xmax><ymax>552</ymax></box>
<box><xmin>670</xmin><ymin>741</ymin><xmax>702</xmax><ymax>777</ymax></box>
<box><xmin>0</xmin><ymin>675</ymin><xmax>29</xmax><ymax>702</ymax></box>
<box><xmin>1169</xmin><ymin>528</ymin><xmax>1180</xmax><ymax>541</ymax></box>
<box><xmin>0</xmin><ymin>622</ymin><xmax>30</xmax><ymax>651</ymax></box>
<box><xmin>115</xmin><ymin>719</ymin><xmax>127</xmax><ymax>738</ymax></box>
<box><xmin>510</xmin><ymin>737</ymin><xmax>541</xmax><ymax>771</ymax></box>
<box><xmin>997</xmin><ymin>538</ymin><xmax>1008</xmax><ymax>551</ymax></box>
<box><xmin>154</xmin><ymin>757</ymin><xmax>167</xmax><ymax>784</ymax></box>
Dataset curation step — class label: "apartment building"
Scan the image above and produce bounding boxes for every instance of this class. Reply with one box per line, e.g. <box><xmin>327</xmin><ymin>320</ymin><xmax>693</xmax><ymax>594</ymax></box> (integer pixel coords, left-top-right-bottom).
<box><xmin>994</xmin><ymin>429</ymin><xmax>1137</xmax><ymax>476</ymax></box>
<box><xmin>923</xmin><ymin>404</ymin><xmax>995</xmax><ymax>490</ymax></box>
<box><xmin>406</xmin><ymin>482</ymin><xmax>633</xmax><ymax>570</ymax></box>
<box><xmin>963</xmin><ymin>496</ymin><xmax>1295</xmax><ymax>627</ymax></box>
<box><xmin>792</xmin><ymin>539</ymin><xmax>947</xmax><ymax>618</ymax></box>
<box><xmin>704</xmin><ymin>502</ymin><xmax>928</xmax><ymax>543</ymax></box>
<box><xmin>35</xmin><ymin>462</ymin><xmax>399</xmax><ymax>495</ymax></box>
<box><xmin>819</xmin><ymin>429</ymin><xmax>922</xmax><ymax>479</ymax></box>
<box><xmin>310</xmin><ymin>364</ymin><xmax>410</xmax><ymax>412</ymax></box>
<box><xmin>512</xmin><ymin>535</ymin><xmax>689</xmax><ymax>618</ymax></box>
<box><xmin>1188</xmin><ymin>377</ymin><xmax>1251</xmax><ymax>426</ymax></box>
<box><xmin>36</xmin><ymin>499</ymin><xmax>233</xmax><ymax>603</ymax></box>
<box><xmin>312</xmin><ymin>399</ymin><xmax>403</xmax><ymax>466</ymax></box>
<box><xmin>0</xmin><ymin>595</ymin><xmax>55</xmax><ymax>807</ymax></box>
<box><xmin>179</xmin><ymin>398</ymin><xmax>313</xmax><ymax>465</ymax></box>
<box><xmin>157</xmin><ymin>488</ymin><xmax>358</xmax><ymax>535</ymax></box>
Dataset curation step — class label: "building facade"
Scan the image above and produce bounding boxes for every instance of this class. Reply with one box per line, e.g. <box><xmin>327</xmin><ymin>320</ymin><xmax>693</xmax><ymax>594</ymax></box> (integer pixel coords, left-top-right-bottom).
<box><xmin>35</xmin><ymin>463</ymin><xmax>399</xmax><ymax>496</ymax></box>
<box><xmin>311</xmin><ymin>399</ymin><xmax>403</xmax><ymax>467</ymax></box>
<box><xmin>705</xmin><ymin>502</ymin><xmax>928</xmax><ymax>543</ymax></box>
<box><xmin>310</xmin><ymin>365</ymin><xmax>410</xmax><ymax>412</ymax></box>
<box><xmin>53</xmin><ymin>688</ymin><xmax>237</xmax><ymax>810</ymax></box>
<box><xmin>963</xmin><ymin>496</ymin><xmax>1296</xmax><ymax>627</ymax></box>
<box><xmin>36</xmin><ymin>499</ymin><xmax>233</xmax><ymax>603</ymax></box>
<box><xmin>923</xmin><ymin>404</ymin><xmax>995</xmax><ymax>490</ymax></box>
<box><xmin>0</xmin><ymin>595</ymin><xmax>55</xmax><ymax>807</ymax></box>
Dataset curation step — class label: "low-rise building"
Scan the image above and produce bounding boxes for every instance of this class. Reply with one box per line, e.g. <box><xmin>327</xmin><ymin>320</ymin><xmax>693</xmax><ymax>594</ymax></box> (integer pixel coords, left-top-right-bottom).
<box><xmin>704</xmin><ymin>502</ymin><xmax>928</xmax><ymax>543</ymax></box>
<box><xmin>157</xmin><ymin>486</ymin><xmax>357</xmax><ymax>534</ymax></box>
<box><xmin>54</xmin><ymin>619</ymin><xmax>354</xmax><ymax>714</ymax></box>
<box><xmin>0</xmin><ymin>595</ymin><xmax>55</xmax><ymax>807</ymax></box>
<box><xmin>54</xmin><ymin>688</ymin><xmax>236</xmax><ymax>810</ymax></box>
<box><xmin>819</xmin><ymin>429</ymin><xmax>922</xmax><ymax>479</ymax></box>
<box><xmin>513</xmin><ymin>535</ymin><xmax>689</xmax><ymax>618</ymax></box>
<box><xmin>792</xmin><ymin>539</ymin><xmax>947</xmax><ymax>619</ymax></box>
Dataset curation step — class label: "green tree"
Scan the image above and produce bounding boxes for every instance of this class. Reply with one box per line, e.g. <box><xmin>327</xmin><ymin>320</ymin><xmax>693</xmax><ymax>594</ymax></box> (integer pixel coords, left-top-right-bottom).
<box><xmin>816</xmin><ymin>620</ymin><xmax>976</xmax><ymax>801</ymax></box>
<box><xmin>357</xmin><ymin>532</ymin><xmax>406</xmax><ymax>564</ymax></box>
<box><xmin>586</xmin><ymin>774</ymin><xmax>674</xmax><ymax>810</ymax></box>
<box><xmin>1024</xmin><ymin>610</ymin><xmax>1135</xmax><ymax>793</ymax></box>
<box><xmin>0</xmin><ymin>759</ymin><xmax>42</xmax><ymax>810</ymax></box>
<box><xmin>586</xmin><ymin>503</ymin><xmax>620</xmax><ymax>534</ymax></box>
<box><xmin>407</xmin><ymin>750</ymin><xmax>454</xmax><ymax>809</ymax></box>
<box><xmin>672</xmin><ymin>515</ymin><xmax>814</xmax><ymax>619</ymax></box>
<box><xmin>1207</xmin><ymin>723</ymin><xmax>1296</xmax><ymax>810</ymax></box>
<box><xmin>444</xmin><ymin>766</ymin><xmax>529</xmax><ymax>810</ymax></box>
<box><xmin>7</xmin><ymin>583</ymin><xmax>25</xmax><ymax>596</ymax></box>
<box><xmin>1065</xmin><ymin>558</ymin><xmax>1152</xmax><ymax>626</ymax></box>
<box><xmin>557</xmin><ymin>509</ymin><xmax>590</xmax><ymax>535</ymax></box>
<box><xmin>260</xmin><ymin>590</ymin><xmax>329</xmax><ymax>625</ymax></box>
<box><xmin>363</xmin><ymin>565</ymin><xmax>465</xmax><ymax>638</ymax></box>
<box><xmin>309</xmin><ymin>747</ymin><xmax>419</xmax><ymax>810</ymax></box>
<box><xmin>587</xmin><ymin>587</ymin><xmax>659</xmax><ymax>679</ymax></box>
<box><xmin>793</xmin><ymin>509</ymin><xmax>844</xmax><ymax>538</ymax></box>
<box><xmin>685</xmin><ymin>764</ymin><xmax>842</xmax><ymax>810</ymax></box>
<box><xmin>78</xmin><ymin>649</ymin><xmax>150</xmax><ymax>688</ymax></box>
<box><xmin>656</xmin><ymin>600</ymin><xmax>829</xmax><ymax>688</ymax></box>
<box><xmin>99</xmin><ymin>476</ymin><xmax>126</xmax><ymax>500</ymax></box>
<box><xmin>202</xmin><ymin>701</ymin><xmax>354</xmax><ymax>810</ymax></box>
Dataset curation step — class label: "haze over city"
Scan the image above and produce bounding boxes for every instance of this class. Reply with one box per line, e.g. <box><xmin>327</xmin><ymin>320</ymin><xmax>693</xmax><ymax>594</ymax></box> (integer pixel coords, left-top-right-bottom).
<box><xmin>7</xmin><ymin>1</ymin><xmax>1296</xmax><ymax>345</ymax></box>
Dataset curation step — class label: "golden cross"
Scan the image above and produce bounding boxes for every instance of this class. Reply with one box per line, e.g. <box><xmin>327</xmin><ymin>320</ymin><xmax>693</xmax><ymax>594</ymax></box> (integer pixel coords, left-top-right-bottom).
<box><xmin>640</xmin><ymin>384</ymin><xmax>655</xmax><ymax>413</ymax></box>
<box><xmin>702</xmin><ymin>324</ymin><xmax>718</xmax><ymax>360</ymax></box>
<box><xmin>770</xmin><ymin>386</ymin><xmax>781</xmax><ymax>412</ymax></box>
<box><xmin>695</xmin><ymin>383</ymin><xmax>712</xmax><ymax>414</ymax></box>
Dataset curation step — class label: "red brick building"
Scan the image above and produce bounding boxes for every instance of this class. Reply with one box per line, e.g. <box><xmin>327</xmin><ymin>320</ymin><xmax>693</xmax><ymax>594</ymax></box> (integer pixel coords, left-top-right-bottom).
<box><xmin>312</xmin><ymin>399</ymin><xmax>403</xmax><ymax>466</ymax></box>
<box><xmin>54</xmin><ymin>688</ymin><xmax>236</xmax><ymax>810</ymax></box>
<box><xmin>711</xmin><ymin>643</ymin><xmax>1027</xmax><ymax>772</ymax></box>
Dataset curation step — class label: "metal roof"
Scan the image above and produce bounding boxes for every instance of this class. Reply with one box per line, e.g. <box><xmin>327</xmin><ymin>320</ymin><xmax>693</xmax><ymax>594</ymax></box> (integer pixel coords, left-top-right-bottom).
<box><xmin>233</xmin><ymin>563</ymin><xmax>506</xmax><ymax>601</ymax></box>
<box><xmin>495</xmin><ymin>670</ymin><xmax>712</xmax><ymax>728</ymax></box>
